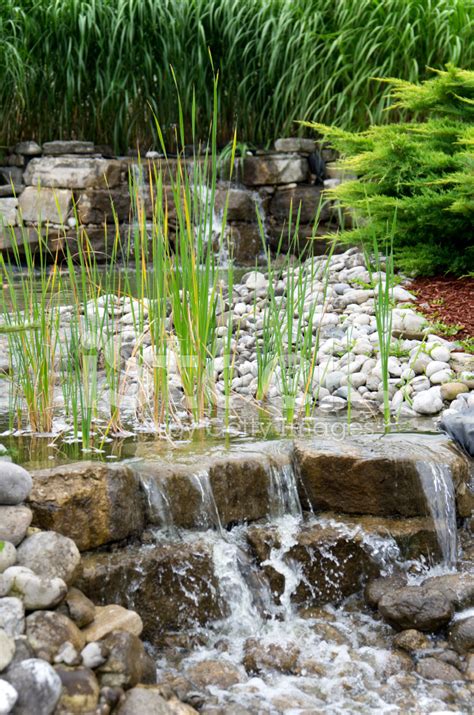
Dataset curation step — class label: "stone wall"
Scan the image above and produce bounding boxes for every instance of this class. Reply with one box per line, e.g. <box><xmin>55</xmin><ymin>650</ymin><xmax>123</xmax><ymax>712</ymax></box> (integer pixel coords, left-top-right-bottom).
<box><xmin>0</xmin><ymin>138</ymin><xmax>347</xmax><ymax>263</ymax></box>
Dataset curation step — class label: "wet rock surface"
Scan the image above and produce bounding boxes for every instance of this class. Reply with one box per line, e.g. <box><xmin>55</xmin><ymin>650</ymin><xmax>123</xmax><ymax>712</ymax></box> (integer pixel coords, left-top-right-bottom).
<box><xmin>378</xmin><ymin>586</ymin><xmax>454</xmax><ymax>631</ymax></box>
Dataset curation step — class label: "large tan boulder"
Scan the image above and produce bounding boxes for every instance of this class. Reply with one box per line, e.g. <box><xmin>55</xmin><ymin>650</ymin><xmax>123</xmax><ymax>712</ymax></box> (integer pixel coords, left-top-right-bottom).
<box><xmin>28</xmin><ymin>462</ymin><xmax>144</xmax><ymax>551</ymax></box>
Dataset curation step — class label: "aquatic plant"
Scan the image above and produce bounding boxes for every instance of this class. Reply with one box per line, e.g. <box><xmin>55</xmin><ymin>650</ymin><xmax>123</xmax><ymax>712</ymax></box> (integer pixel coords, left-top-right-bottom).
<box><xmin>1</xmin><ymin>0</ymin><xmax>472</xmax><ymax>151</ymax></box>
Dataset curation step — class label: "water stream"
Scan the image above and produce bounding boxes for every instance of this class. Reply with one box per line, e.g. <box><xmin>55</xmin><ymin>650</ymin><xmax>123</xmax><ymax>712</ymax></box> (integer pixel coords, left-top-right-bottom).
<box><xmin>416</xmin><ymin>459</ymin><xmax>458</xmax><ymax>568</ymax></box>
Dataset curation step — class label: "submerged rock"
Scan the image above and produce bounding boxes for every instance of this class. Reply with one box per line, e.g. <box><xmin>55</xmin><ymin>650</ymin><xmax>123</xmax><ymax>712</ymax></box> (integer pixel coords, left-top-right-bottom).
<box><xmin>243</xmin><ymin>638</ymin><xmax>300</xmax><ymax>674</ymax></box>
<box><xmin>416</xmin><ymin>657</ymin><xmax>464</xmax><ymax>682</ymax></box>
<box><xmin>185</xmin><ymin>659</ymin><xmax>245</xmax><ymax>689</ymax></box>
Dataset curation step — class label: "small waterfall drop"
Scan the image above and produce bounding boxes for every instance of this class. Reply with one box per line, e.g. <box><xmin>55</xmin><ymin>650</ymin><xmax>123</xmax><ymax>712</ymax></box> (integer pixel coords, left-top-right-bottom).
<box><xmin>140</xmin><ymin>474</ymin><xmax>174</xmax><ymax>531</ymax></box>
<box><xmin>190</xmin><ymin>470</ymin><xmax>224</xmax><ymax>533</ymax></box>
<box><xmin>416</xmin><ymin>460</ymin><xmax>457</xmax><ymax>568</ymax></box>
<box><xmin>267</xmin><ymin>459</ymin><xmax>303</xmax><ymax>519</ymax></box>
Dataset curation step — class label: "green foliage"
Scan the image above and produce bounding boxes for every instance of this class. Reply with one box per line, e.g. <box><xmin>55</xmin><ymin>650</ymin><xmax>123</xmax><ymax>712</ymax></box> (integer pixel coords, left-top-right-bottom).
<box><xmin>305</xmin><ymin>66</ymin><xmax>474</xmax><ymax>276</ymax></box>
<box><xmin>1</xmin><ymin>1</ymin><xmax>473</xmax><ymax>151</ymax></box>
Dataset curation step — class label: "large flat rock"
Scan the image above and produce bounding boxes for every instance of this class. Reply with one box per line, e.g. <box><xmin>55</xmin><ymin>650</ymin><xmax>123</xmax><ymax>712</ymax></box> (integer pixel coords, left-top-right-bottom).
<box><xmin>24</xmin><ymin>157</ymin><xmax>122</xmax><ymax>189</ymax></box>
<box><xmin>293</xmin><ymin>433</ymin><xmax>470</xmax><ymax>517</ymax></box>
<box><xmin>28</xmin><ymin>461</ymin><xmax>144</xmax><ymax>550</ymax></box>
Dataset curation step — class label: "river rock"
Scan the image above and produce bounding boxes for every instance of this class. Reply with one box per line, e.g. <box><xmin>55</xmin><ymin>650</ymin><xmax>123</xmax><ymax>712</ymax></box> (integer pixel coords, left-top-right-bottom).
<box><xmin>78</xmin><ymin>542</ymin><xmax>221</xmax><ymax>644</ymax></box>
<box><xmin>439</xmin><ymin>408</ymin><xmax>474</xmax><ymax>458</ymax></box>
<box><xmin>392</xmin><ymin>629</ymin><xmax>430</xmax><ymax>653</ymax></box>
<box><xmin>0</xmin><ymin>463</ymin><xmax>32</xmax><ymax>505</ymax></box>
<box><xmin>81</xmin><ymin>642</ymin><xmax>107</xmax><ymax>669</ymax></box>
<box><xmin>96</xmin><ymin>631</ymin><xmax>156</xmax><ymax>688</ymax></box>
<box><xmin>29</xmin><ymin>462</ymin><xmax>144</xmax><ymax>551</ymax></box>
<box><xmin>25</xmin><ymin>610</ymin><xmax>85</xmax><ymax>662</ymax></box>
<box><xmin>185</xmin><ymin>659</ymin><xmax>244</xmax><ymax>689</ymax></box>
<box><xmin>416</xmin><ymin>657</ymin><xmax>464</xmax><ymax>682</ymax></box>
<box><xmin>3</xmin><ymin>566</ymin><xmax>67</xmax><ymax>610</ymax></box>
<box><xmin>59</xmin><ymin>587</ymin><xmax>95</xmax><ymax>628</ymax></box>
<box><xmin>364</xmin><ymin>574</ymin><xmax>408</xmax><ymax>609</ymax></box>
<box><xmin>243</xmin><ymin>638</ymin><xmax>300</xmax><ymax>674</ymax></box>
<box><xmin>17</xmin><ymin>531</ymin><xmax>81</xmax><ymax>586</ymax></box>
<box><xmin>0</xmin><ymin>629</ymin><xmax>15</xmax><ymax>670</ymax></box>
<box><xmin>0</xmin><ymin>542</ymin><xmax>16</xmax><ymax>573</ymax></box>
<box><xmin>3</xmin><ymin>658</ymin><xmax>62</xmax><ymax>714</ymax></box>
<box><xmin>422</xmin><ymin>573</ymin><xmax>474</xmax><ymax>610</ymax></box>
<box><xmin>412</xmin><ymin>389</ymin><xmax>443</xmax><ymax>415</ymax></box>
<box><xmin>448</xmin><ymin>616</ymin><xmax>474</xmax><ymax>653</ymax></box>
<box><xmin>82</xmin><ymin>604</ymin><xmax>143</xmax><ymax>643</ymax></box>
<box><xmin>116</xmin><ymin>685</ymin><xmax>193</xmax><ymax>715</ymax></box>
<box><xmin>440</xmin><ymin>382</ymin><xmax>469</xmax><ymax>402</ymax></box>
<box><xmin>54</xmin><ymin>665</ymin><xmax>100</xmax><ymax>714</ymax></box>
<box><xmin>378</xmin><ymin>586</ymin><xmax>454</xmax><ymax>632</ymax></box>
<box><xmin>0</xmin><ymin>598</ymin><xmax>24</xmax><ymax>636</ymax></box>
<box><xmin>0</xmin><ymin>506</ymin><xmax>32</xmax><ymax>546</ymax></box>
<box><xmin>0</xmin><ymin>679</ymin><xmax>18</xmax><ymax>714</ymax></box>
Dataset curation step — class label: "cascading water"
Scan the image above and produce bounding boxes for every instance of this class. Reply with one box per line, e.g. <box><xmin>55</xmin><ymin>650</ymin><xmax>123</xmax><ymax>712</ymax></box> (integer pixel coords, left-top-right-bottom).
<box><xmin>267</xmin><ymin>459</ymin><xmax>303</xmax><ymax>519</ymax></box>
<box><xmin>416</xmin><ymin>460</ymin><xmax>458</xmax><ymax>568</ymax></box>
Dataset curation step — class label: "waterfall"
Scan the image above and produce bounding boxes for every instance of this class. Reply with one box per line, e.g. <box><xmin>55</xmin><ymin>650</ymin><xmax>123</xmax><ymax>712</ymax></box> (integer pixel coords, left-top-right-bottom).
<box><xmin>416</xmin><ymin>460</ymin><xmax>457</xmax><ymax>568</ymax></box>
<box><xmin>267</xmin><ymin>459</ymin><xmax>303</xmax><ymax>519</ymax></box>
<box><xmin>190</xmin><ymin>470</ymin><xmax>224</xmax><ymax>533</ymax></box>
<box><xmin>140</xmin><ymin>473</ymin><xmax>174</xmax><ymax>531</ymax></box>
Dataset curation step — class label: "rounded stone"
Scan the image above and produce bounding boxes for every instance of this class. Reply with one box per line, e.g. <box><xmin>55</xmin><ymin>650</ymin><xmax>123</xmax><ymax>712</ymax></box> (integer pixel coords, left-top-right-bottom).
<box><xmin>430</xmin><ymin>345</ymin><xmax>451</xmax><ymax>363</ymax></box>
<box><xmin>97</xmin><ymin>631</ymin><xmax>156</xmax><ymax>689</ymax></box>
<box><xmin>115</xmin><ymin>686</ymin><xmax>178</xmax><ymax>715</ymax></box>
<box><xmin>3</xmin><ymin>658</ymin><xmax>62</xmax><ymax>715</ymax></box>
<box><xmin>393</xmin><ymin>629</ymin><xmax>430</xmax><ymax>653</ymax></box>
<box><xmin>2</xmin><ymin>566</ymin><xmax>67</xmax><ymax>610</ymax></box>
<box><xmin>378</xmin><ymin>586</ymin><xmax>454</xmax><ymax>632</ymax></box>
<box><xmin>425</xmin><ymin>360</ymin><xmax>450</xmax><ymax>378</ymax></box>
<box><xmin>185</xmin><ymin>658</ymin><xmax>244</xmax><ymax>689</ymax></box>
<box><xmin>0</xmin><ymin>597</ymin><xmax>25</xmax><ymax>637</ymax></box>
<box><xmin>54</xmin><ymin>665</ymin><xmax>100</xmax><ymax>714</ymax></box>
<box><xmin>26</xmin><ymin>611</ymin><xmax>85</xmax><ymax>663</ymax></box>
<box><xmin>0</xmin><ymin>629</ymin><xmax>15</xmax><ymax>671</ymax></box>
<box><xmin>0</xmin><ymin>542</ymin><xmax>16</xmax><ymax>573</ymax></box>
<box><xmin>430</xmin><ymin>369</ymin><xmax>453</xmax><ymax>385</ymax></box>
<box><xmin>412</xmin><ymin>390</ymin><xmax>443</xmax><ymax>416</ymax></box>
<box><xmin>440</xmin><ymin>382</ymin><xmax>469</xmax><ymax>402</ymax></box>
<box><xmin>0</xmin><ymin>463</ymin><xmax>32</xmax><ymax>506</ymax></box>
<box><xmin>0</xmin><ymin>679</ymin><xmax>18</xmax><ymax>714</ymax></box>
<box><xmin>82</xmin><ymin>604</ymin><xmax>143</xmax><ymax>643</ymax></box>
<box><xmin>449</xmin><ymin>616</ymin><xmax>474</xmax><ymax>654</ymax></box>
<box><xmin>416</xmin><ymin>657</ymin><xmax>464</xmax><ymax>682</ymax></box>
<box><xmin>81</xmin><ymin>642</ymin><xmax>107</xmax><ymax>669</ymax></box>
<box><xmin>17</xmin><ymin>531</ymin><xmax>81</xmax><ymax>586</ymax></box>
<box><xmin>0</xmin><ymin>506</ymin><xmax>32</xmax><ymax>546</ymax></box>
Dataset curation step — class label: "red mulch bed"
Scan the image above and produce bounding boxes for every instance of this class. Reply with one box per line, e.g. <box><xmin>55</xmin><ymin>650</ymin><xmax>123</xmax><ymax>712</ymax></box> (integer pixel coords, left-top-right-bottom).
<box><xmin>409</xmin><ymin>275</ymin><xmax>474</xmax><ymax>341</ymax></box>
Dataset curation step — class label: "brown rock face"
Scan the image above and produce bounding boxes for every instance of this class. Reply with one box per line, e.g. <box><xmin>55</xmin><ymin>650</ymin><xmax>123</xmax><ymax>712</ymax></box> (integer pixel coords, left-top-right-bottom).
<box><xmin>293</xmin><ymin>434</ymin><xmax>469</xmax><ymax>517</ymax></box>
<box><xmin>77</xmin><ymin>542</ymin><xmax>222</xmax><ymax>644</ymax></box>
<box><xmin>28</xmin><ymin>461</ymin><xmax>144</xmax><ymax>551</ymax></box>
<box><xmin>76</xmin><ymin>189</ymin><xmax>131</xmax><ymax>224</ymax></box>
<box><xmin>269</xmin><ymin>186</ymin><xmax>329</xmax><ymax>224</ymax></box>
<box><xmin>247</xmin><ymin>521</ymin><xmax>379</xmax><ymax>606</ymax></box>
<box><xmin>82</xmin><ymin>604</ymin><xmax>143</xmax><ymax>643</ymax></box>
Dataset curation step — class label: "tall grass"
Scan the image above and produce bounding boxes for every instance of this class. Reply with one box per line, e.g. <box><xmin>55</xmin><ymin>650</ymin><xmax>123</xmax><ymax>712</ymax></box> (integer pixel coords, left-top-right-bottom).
<box><xmin>1</xmin><ymin>0</ymin><xmax>472</xmax><ymax>151</ymax></box>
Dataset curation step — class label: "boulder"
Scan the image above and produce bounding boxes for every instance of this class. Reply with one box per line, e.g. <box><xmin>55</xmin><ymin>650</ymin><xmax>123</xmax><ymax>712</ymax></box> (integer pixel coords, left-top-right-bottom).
<box><xmin>274</xmin><ymin>138</ymin><xmax>317</xmax><ymax>153</ymax></box>
<box><xmin>269</xmin><ymin>186</ymin><xmax>329</xmax><ymax>224</ymax></box>
<box><xmin>77</xmin><ymin>542</ymin><xmax>221</xmax><ymax>644</ymax></box>
<box><xmin>448</xmin><ymin>616</ymin><xmax>474</xmax><ymax>654</ymax></box>
<box><xmin>82</xmin><ymin>604</ymin><xmax>143</xmax><ymax>643</ymax></box>
<box><xmin>0</xmin><ymin>679</ymin><xmax>18</xmax><ymax>714</ymax></box>
<box><xmin>242</xmin><ymin>155</ymin><xmax>308</xmax><ymax>186</ymax></box>
<box><xmin>2</xmin><ymin>566</ymin><xmax>67</xmax><ymax>610</ymax></box>
<box><xmin>15</xmin><ymin>141</ymin><xmax>41</xmax><ymax>156</ymax></box>
<box><xmin>247</xmin><ymin>521</ymin><xmax>379</xmax><ymax>606</ymax></box>
<box><xmin>227</xmin><ymin>223</ymin><xmax>262</xmax><ymax>263</ymax></box>
<box><xmin>17</xmin><ymin>531</ymin><xmax>81</xmax><ymax>585</ymax></box>
<box><xmin>25</xmin><ymin>610</ymin><xmax>85</xmax><ymax>662</ymax></box>
<box><xmin>185</xmin><ymin>659</ymin><xmax>244</xmax><ymax>689</ymax></box>
<box><xmin>440</xmin><ymin>382</ymin><xmax>469</xmax><ymax>402</ymax></box>
<box><xmin>29</xmin><ymin>461</ymin><xmax>144</xmax><ymax>551</ymax></box>
<box><xmin>24</xmin><ymin>157</ymin><xmax>122</xmax><ymax>190</ymax></box>
<box><xmin>412</xmin><ymin>389</ymin><xmax>443</xmax><ymax>415</ymax></box>
<box><xmin>0</xmin><ymin>598</ymin><xmax>24</xmax><ymax>636</ymax></box>
<box><xmin>18</xmin><ymin>186</ymin><xmax>72</xmax><ymax>224</ymax></box>
<box><xmin>76</xmin><ymin>189</ymin><xmax>131</xmax><ymax>224</ymax></box>
<box><xmin>42</xmin><ymin>141</ymin><xmax>95</xmax><ymax>156</ymax></box>
<box><xmin>378</xmin><ymin>586</ymin><xmax>454</xmax><ymax>632</ymax></box>
<box><xmin>3</xmin><ymin>658</ymin><xmax>62</xmax><ymax>714</ymax></box>
<box><xmin>54</xmin><ymin>665</ymin><xmax>100</xmax><ymax>714</ymax></box>
<box><xmin>416</xmin><ymin>657</ymin><xmax>464</xmax><ymax>682</ymax></box>
<box><xmin>421</xmin><ymin>573</ymin><xmax>474</xmax><ymax>610</ymax></box>
<box><xmin>292</xmin><ymin>433</ymin><xmax>469</xmax><ymax>517</ymax></box>
<box><xmin>214</xmin><ymin>188</ymin><xmax>256</xmax><ymax>222</ymax></box>
<box><xmin>0</xmin><ymin>505</ymin><xmax>32</xmax><ymax>545</ymax></box>
<box><xmin>0</xmin><ymin>629</ymin><xmax>15</xmax><ymax>671</ymax></box>
<box><xmin>96</xmin><ymin>631</ymin><xmax>156</xmax><ymax>688</ymax></box>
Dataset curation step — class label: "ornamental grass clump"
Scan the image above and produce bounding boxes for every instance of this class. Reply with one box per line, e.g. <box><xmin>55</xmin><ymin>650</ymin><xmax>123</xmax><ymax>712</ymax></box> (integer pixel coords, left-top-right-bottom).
<box><xmin>305</xmin><ymin>66</ymin><xmax>474</xmax><ymax>276</ymax></box>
